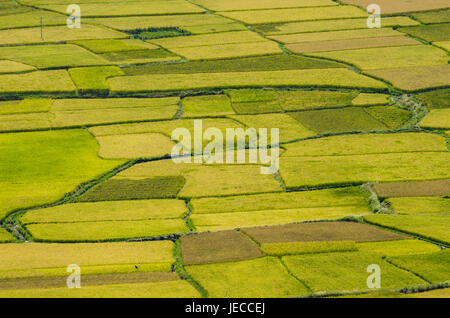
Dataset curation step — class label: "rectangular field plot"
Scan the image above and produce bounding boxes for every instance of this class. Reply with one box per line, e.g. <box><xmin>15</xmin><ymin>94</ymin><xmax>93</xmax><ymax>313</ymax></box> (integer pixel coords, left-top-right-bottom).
<box><xmin>150</xmin><ymin>31</ymin><xmax>266</xmax><ymax>49</ymax></box>
<box><xmin>0</xmin><ymin>280</ymin><xmax>200</xmax><ymax>298</ymax></box>
<box><xmin>184</xmin><ymin>23</ymin><xmax>247</xmax><ymax>34</ymax></box>
<box><xmin>37</xmin><ymin>1</ymin><xmax>204</xmax><ymax>17</ymax></box>
<box><xmin>0</xmin><ymin>9</ymin><xmax>67</xmax><ymax>30</ymax></box>
<box><xmin>374</xmin><ymin>179</ymin><xmax>450</xmax><ymax>198</ymax></box>
<box><xmin>181</xmin><ymin>230</ymin><xmax>262</xmax><ymax>265</ymax></box>
<box><xmin>85</xmin><ymin>14</ymin><xmax>234</xmax><ymax>30</ymax></box>
<box><xmin>191</xmin><ymin>187</ymin><xmax>369</xmax><ymax>214</ymax></box>
<box><xmin>367</xmin><ymin>65</ymin><xmax>450</xmax><ymax>91</ymax></box>
<box><xmin>242</xmin><ymin>221</ymin><xmax>406</xmax><ymax>244</ymax></box>
<box><xmin>191</xmin><ymin>0</ymin><xmax>336</xmax><ymax>11</ymax></box>
<box><xmin>75</xmin><ymin>177</ymin><xmax>186</xmax><ymax>202</ymax></box>
<box><xmin>257</xmin><ymin>17</ymin><xmax>419</xmax><ymax>35</ymax></box>
<box><xmin>279</xmin><ymin>152</ymin><xmax>450</xmax><ymax>188</ymax></box>
<box><xmin>340</xmin><ymin>0</ymin><xmax>450</xmax><ymax>14</ymax></box>
<box><xmin>21</xmin><ymin>200</ymin><xmax>187</xmax><ymax>224</ymax></box>
<box><xmin>109</xmin><ymin>69</ymin><xmax>386</xmax><ymax>93</ymax></box>
<box><xmin>168</xmin><ymin>41</ymin><xmax>282</xmax><ymax>60</ymax></box>
<box><xmin>190</xmin><ymin>206</ymin><xmax>369</xmax><ymax>232</ymax></box>
<box><xmin>289</xmin><ymin>107</ymin><xmax>389</xmax><ymax>133</ymax></box>
<box><xmin>399</xmin><ymin>23</ymin><xmax>450</xmax><ymax>42</ymax></box>
<box><xmin>0</xmin><ymin>228</ymin><xmax>15</xmax><ymax>243</ymax></box>
<box><xmin>68</xmin><ymin>39</ymin><xmax>159</xmax><ymax>53</ymax></box>
<box><xmin>278</xmin><ymin>90</ymin><xmax>357</xmax><ymax>111</ymax></box>
<box><xmin>388</xmin><ymin>250</ymin><xmax>450</xmax><ymax>284</ymax></box>
<box><xmin>416</xmin><ymin>89</ymin><xmax>450</xmax><ymax>109</ymax></box>
<box><xmin>283</xmin><ymin>252</ymin><xmax>426</xmax><ymax>293</ymax></box>
<box><xmin>420</xmin><ymin>109</ymin><xmax>450</xmax><ymax>129</ymax></box>
<box><xmin>182</xmin><ymin>95</ymin><xmax>235</xmax><ymax>117</ymax></box>
<box><xmin>68</xmin><ymin>66</ymin><xmax>124</xmax><ymax>94</ymax></box>
<box><xmin>365</xmin><ymin>213</ymin><xmax>450</xmax><ymax>245</ymax></box>
<box><xmin>311</xmin><ymin>45</ymin><xmax>449</xmax><ymax>70</ymax></box>
<box><xmin>260</xmin><ymin>241</ymin><xmax>358</xmax><ymax>256</ymax></box>
<box><xmin>357</xmin><ymin>240</ymin><xmax>441</xmax><ymax>257</ymax></box>
<box><xmin>283</xmin><ymin>133</ymin><xmax>446</xmax><ymax>157</ymax></box>
<box><xmin>270</xmin><ymin>28</ymin><xmax>402</xmax><ymax>44</ymax></box>
<box><xmin>0</xmin><ymin>241</ymin><xmax>174</xmax><ymax>279</ymax></box>
<box><xmin>287</xmin><ymin>36</ymin><xmax>418</xmax><ymax>53</ymax></box>
<box><xmin>98</xmin><ymin>49</ymin><xmax>180</xmax><ymax>65</ymax></box>
<box><xmin>0</xmin><ymin>60</ymin><xmax>35</xmax><ymax>74</ymax></box>
<box><xmin>0</xmin><ymin>70</ymin><xmax>76</xmax><ymax>94</ymax></box>
<box><xmin>386</xmin><ymin>197</ymin><xmax>450</xmax><ymax>215</ymax></box>
<box><xmin>26</xmin><ymin>218</ymin><xmax>189</xmax><ymax>242</ymax></box>
<box><xmin>0</xmin><ymin>99</ymin><xmax>52</xmax><ymax>115</ymax></box>
<box><xmin>352</xmin><ymin>93</ymin><xmax>389</xmax><ymax>106</ymax></box>
<box><xmin>229</xmin><ymin>113</ymin><xmax>315</xmax><ymax>142</ymax></box>
<box><xmin>220</xmin><ymin>6</ymin><xmax>366</xmax><ymax>24</ymax></box>
<box><xmin>0</xmin><ymin>24</ymin><xmax>127</xmax><ymax>45</ymax></box>
<box><xmin>122</xmin><ymin>55</ymin><xmax>343</xmax><ymax>76</ymax></box>
<box><xmin>186</xmin><ymin>257</ymin><xmax>310</xmax><ymax>298</ymax></box>
<box><xmin>0</xmin><ymin>44</ymin><xmax>110</xmax><ymax>69</ymax></box>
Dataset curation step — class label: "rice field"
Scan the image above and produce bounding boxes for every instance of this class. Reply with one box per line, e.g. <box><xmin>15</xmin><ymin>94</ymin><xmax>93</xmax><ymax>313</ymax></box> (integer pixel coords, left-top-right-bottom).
<box><xmin>1</xmin><ymin>0</ymin><xmax>448</xmax><ymax>299</ymax></box>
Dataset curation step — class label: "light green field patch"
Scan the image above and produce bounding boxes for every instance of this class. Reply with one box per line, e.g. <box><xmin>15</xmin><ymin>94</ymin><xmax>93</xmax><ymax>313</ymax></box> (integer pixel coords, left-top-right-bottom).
<box><xmin>21</xmin><ymin>200</ymin><xmax>187</xmax><ymax>224</ymax></box>
<box><xmin>191</xmin><ymin>0</ymin><xmax>336</xmax><ymax>11</ymax></box>
<box><xmin>184</xmin><ymin>23</ymin><xmax>247</xmax><ymax>34</ymax></box>
<box><xmin>116</xmin><ymin>160</ymin><xmax>282</xmax><ymax>198</ymax></box>
<box><xmin>0</xmin><ymin>130</ymin><xmax>124</xmax><ymax>220</ymax></box>
<box><xmin>366</xmin><ymin>65</ymin><xmax>450</xmax><ymax>91</ymax></box>
<box><xmin>26</xmin><ymin>219</ymin><xmax>188</xmax><ymax>242</ymax></box>
<box><xmin>52</xmin><ymin>97</ymin><xmax>179</xmax><ymax>111</ymax></box>
<box><xmin>365</xmin><ymin>213</ymin><xmax>450</xmax><ymax>245</ymax></box>
<box><xmin>0</xmin><ymin>227</ymin><xmax>15</xmax><ymax>243</ymax></box>
<box><xmin>0</xmin><ymin>60</ymin><xmax>35</xmax><ymax>73</ymax></box>
<box><xmin>221</xmin><ymin>6</ymin><xmax>367</xmax><ymax>24</ymax></box>
<box><xmin>388</xmin><ymin>250</ymin><xmax>450</xmax><ymax>284</ymax></box>
<box><xmin>98</xmin><ymin>49</ymin><xmax>180</xmax><ymax>65</ymax></box>
<box><xmin>352</xmin><ymin>93</ymin><xmax>390</xmax><ymax>105</ymax></box>
<box><xmin>95</xmin><ymin>133</ymin><xmax>175</xmax><ymax>159</ymax></box>
<box><xmin>0</xmin><ymin>9</ymin><xmax>66</xmax><ymax>30</ymax></box>
<box><xmin>0</xmin><ymin>24</ymin><xmax>127</xmax><ymax>45</ymax></box>
<box><xmin>186</xmin><ymin>257</ymin><xmax>310</xmax><ymax>298</ymax></box>
<box><xmin>258</xmin><ymin>17</ymin><xmax>419</xmax><ymax>35</ymax></box>
<box><xmin>0</xmin><ymin>44</ymin><xmax>109</xmax><ymax>69</ymax></box>
<box><xmin>357</xmin><ymin>239</ymin><xmax>441</xmax><ymax>257</ymax></box>
<box><xmin>386</xmin><ymin>197</ymin><xmax>450</xmax><ymax>215</ymax></box>
<box><xmin>191</xmin><ymin>206</ymin><xmax>369</xmax><ymax>232</ymax></box>
<box><xmin>0</xmin><ymin>241</ymin><xmax>174</xmax><ymax>279</ymax></box>
<box><xmin>229</xmin><ymin>113</ymin><xmax>315</xmax><ymax>142</ymax></box>
<box><xmin>283</xmin><ymin>252</ymin><xmax>426</xmax><ymax>293</ymax></box>
<box><xmin>420</xmin><ymin>109</ymin><xmax>450</xmax><ymax>129</ymax></box>
<box><xmin>68</xmin><ymin>66</ymin><xmax>124</xmax><ymax>94</ymax></box>
<box><xmin>182</xmin><ymin>95</ymin><xmax>234</xmax><ymax>117</ymax></box>
<box><xmin>108</xmin><ymin>69</ymin><xmax>386</xmax><ymax>93</ymax></box>
<box><xmin>261</xmin><ymin>241</ymin><xmax>358</xmax><ymax>256</ymax></box>
<box><xmin>283</xmin><ymin>133</ymin><xmax>447</xmax><ymax>157</ymax></box>
<box><xmin>227</xmin><ymin>89</ymin><xmax>278</xmax><ymax>103</ymax></box>
<box><xmin>280</xmin><ymin>152</ymin><xmax>450</xmax><ymax>188</ymax></box>
<box><xmin>85</xmin><ymin>14</ymin><xmax>234</xmax><ymax>30</ymax></box>
<box><xmin>38</xmin><ymin>1</ymin><xmax>204</xmax><ymax>17</ymax></box>
<box><xmin>191</xmin><ymin>187</ymin><xmax>369</xmax><ymax>214</ymax></box>
<box><xmin>168</xmin><ymin>41</ymin><xmax>282</xmax><ymax>60</ymax></box>
<box><xmin>270</xmin><ymin>28</ymin><xmax>402</xmax><ymax>44</ymax></box>
<box><xmin>69</xmin><ymin>39</ymin><xmax>159</xmax><ymax>53</ymax></box>
<box><xmin>0</xmin><ymin>99</ymin><xmax>53</xmax><ymax>115</ymax></box>
<box><xmin>0</xmin><ymin>280</ymin><xmax>200</xmax><ymax>298</ymax></box>
<box><xmin>311</xmin><ymin>45</ymin><xmax>449</xmax><ymax>70</ymax></box>
<box><xmin>278</xmin><ymin>90</ymin><xmax>357</xmax><ymax>110</ymax></box>
<box><xmin>150</xmin><ymin>31</ymin><xmax>265</xmax><ymax>48</ymax></box>
<box><xmin>0</xmin><ymin>70</ymin><xmax>76</xmax><ymax>94</ymax></box>
<box><xmin>415</xmin><ymin>89</ymin><xmax>450</xmax><ymax>109</ymax></box>
<box><xmin>363</xmin><ymin>106</ymin><xmax>411</xmax><ymax>129</ymax></box>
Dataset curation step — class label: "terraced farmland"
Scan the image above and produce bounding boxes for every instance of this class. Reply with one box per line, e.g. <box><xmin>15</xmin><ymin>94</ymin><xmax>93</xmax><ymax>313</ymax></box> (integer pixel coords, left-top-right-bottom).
<box><xmin>0</xmin><ymin>0</ymin><xmax>448</xmax><ymax>299</ymax></box>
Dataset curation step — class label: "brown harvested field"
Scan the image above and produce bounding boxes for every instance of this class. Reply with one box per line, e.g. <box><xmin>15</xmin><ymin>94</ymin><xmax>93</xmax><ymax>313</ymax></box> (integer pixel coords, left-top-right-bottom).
<box><xmin>374</xmin><ymin>179</ymin><xmax>450</xmax><ymax>198</ymax></box>
<box><xmin>181</xmin><ymin>230</ymin><xmax>262</xmax><ymax>265</ymax></box>
<box><xmin>241</xmin><ymin>221</ymin><xmax>408</xmax><ymax>244</ymax></box>
<box><xmin>366</xmin><ymin>65</ymin><xmax>450</xmax><ymax>91</ymax></box>
<box><xmin>340</xmin><ymin>0</ymin><xmax>450</xmax><ymax>14</ymax></box>
<box><xmin>0</xmin><ymin>272</ymin><xmax>178</xmax><ymax>290</ymax></box>
<box><xmin>287</xmin><ymin>36</ymin><xmax>418</xmax><ymax>53</ymax></box>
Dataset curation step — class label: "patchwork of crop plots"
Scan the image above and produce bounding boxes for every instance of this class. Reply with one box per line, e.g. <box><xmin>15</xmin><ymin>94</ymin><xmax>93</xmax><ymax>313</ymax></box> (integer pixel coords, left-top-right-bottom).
<box><xmin>0</xmin><ymin>0</ymin><xmax>448</xmax><ymax>298</ymax></box>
